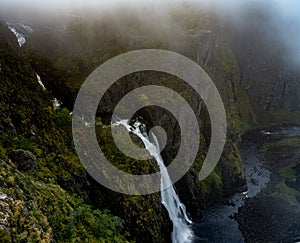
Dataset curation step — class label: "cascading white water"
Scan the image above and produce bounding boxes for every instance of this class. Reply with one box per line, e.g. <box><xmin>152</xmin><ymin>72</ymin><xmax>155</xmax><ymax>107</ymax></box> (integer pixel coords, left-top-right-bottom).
<box><xmin>6</xmin><ymin>22</ymin><xmax>26</xmax><ymax>47</ymax></box>
<box><xmin>114</xmin><ymin>119</ymin><xmax>193</xmax><ymax>243</ymax></box>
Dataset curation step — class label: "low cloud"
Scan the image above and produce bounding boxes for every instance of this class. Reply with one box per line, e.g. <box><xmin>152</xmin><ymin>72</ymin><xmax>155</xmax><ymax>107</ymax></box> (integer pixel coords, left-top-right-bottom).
<box><xmin>1</xmin><ymin>0</ymin><xmax>299</xmax><ymax>64</ymax></box>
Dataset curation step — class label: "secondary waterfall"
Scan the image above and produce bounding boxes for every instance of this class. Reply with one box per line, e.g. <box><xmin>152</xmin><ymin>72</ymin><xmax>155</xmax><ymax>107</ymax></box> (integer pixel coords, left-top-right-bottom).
<box><xmin>114</xmin><ymin>119</ymin><xmax>193</xmax><ymax>243</ymax></box>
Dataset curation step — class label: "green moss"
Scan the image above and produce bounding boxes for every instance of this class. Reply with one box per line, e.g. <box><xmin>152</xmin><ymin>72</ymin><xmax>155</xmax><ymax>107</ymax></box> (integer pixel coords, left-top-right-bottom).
<box><xmin>0</xmin><ymin>158</ymin><xmax>130</xmax><ymax>242</ymax></box>
<box><xmin>0</xmin><ymin>228</ymin><xmax>11</xmax><ymax>242</ymax></box>
<box><xmin>273</xmin><ymin>138</ymin><xmax>300</xmax><ymax>148</ymax></box>
<box><xmin>275</xmin><ymin>181</ymin><xmax>300</xmax><ymax>207</ymax></box>
<box><xmin>96</xmin><ymin>125</ymin><xmax>159</xmax><ymax>175</ymax></box>
<box><xmin>281</xmin><ymin>166</ymin><xmax>297</xmax><ymax>180</ymax></box>
<box><xmin>200</xmin><ymin>169</ymin><xmax>223</xmax><ymax>193</ymax></box>
<box><xmin>271</xmin><ymin>108</ymin><xmax>300</xmax><ymax>124</ymax></box>
<box><xmin>273</xmin><ymin>162</ymin><xmax>300</xmax><ymax>209</ymax></box>
<box><xmin>0</xmin><ymin>24</ymin><xmax>132</xmax><ymax>242</ymax></box>
<box><xmin>236</xmin><ymin>89</ymin><xmax>257</xmax><ymax>132</ymax></box>
<box><xmin>229</xmin><ymin>153</ymin><xmax>244</xmax><ymax>177</ymax></box>
<box><xmin>0</xmin><ymin>145</ymin><xmax>7</xmax><ymax>161</ymax></box>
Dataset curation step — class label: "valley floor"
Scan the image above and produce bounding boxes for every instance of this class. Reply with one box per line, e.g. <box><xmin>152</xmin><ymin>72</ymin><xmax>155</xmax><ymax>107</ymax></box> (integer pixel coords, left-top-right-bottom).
<box><xmin>193</xmin><ymin>125</ymin><xmax>300</xmax><ymax>243</ymax></box>
<box><xmin>236</xmin><ymin>126</ymin><xmax>300</xmax><ymax>242</ymax></box>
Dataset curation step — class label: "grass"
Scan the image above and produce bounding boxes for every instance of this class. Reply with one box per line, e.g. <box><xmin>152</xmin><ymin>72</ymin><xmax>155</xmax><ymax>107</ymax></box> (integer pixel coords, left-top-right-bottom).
<box><xmin>281</xmin><ymin>166</ymin><xmax>297</xmax><ymax>181</ymax></box>
<box><xmin>273</xmin><ymin>162</ymin><xmax>300</xmax><ymax>210</ymax></box>
<box><xmin>272</xmin><ymin>108</ymin><xmax>300</xmax><ymax>124</ymax></box>
<box><xmin>236</xmin><ymin>89</ymin><xmax>257</xmax><ymax>132</ymax></box>
<box><xmin>273</xmin><ymin>137</ymin><xmax>300</xmax><ymax>148</ymax></box>
<box><xmin>275</xmin><ymin>180</ymin><xmax>300</xmax><ymax>207</ymax></box>
<box><xmin>199</xmin><ymin>169</ymin><xmax>223</xmax><ymax>193</ymax></box>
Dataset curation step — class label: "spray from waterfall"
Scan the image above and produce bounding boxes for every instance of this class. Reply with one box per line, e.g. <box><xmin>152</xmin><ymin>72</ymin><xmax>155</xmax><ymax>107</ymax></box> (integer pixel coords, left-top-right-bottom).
<box><xmin>114</xmin><ymin>119</ymin><xmax>193</xmax><ymax>243</ymax></box>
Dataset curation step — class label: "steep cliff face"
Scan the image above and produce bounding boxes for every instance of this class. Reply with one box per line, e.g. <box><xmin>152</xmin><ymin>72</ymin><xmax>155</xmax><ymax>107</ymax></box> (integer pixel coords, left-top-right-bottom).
<box><xmin>0</xmin><ymin>21</ymin><xmax>173</xmax><ymax>242</ymax></box>
<box><xmin>2</xmin><ymin>4</ymin><xmax>298</xmax><ymax>241</ymax></box>
<box><xmin>224</xmin><ymin>5</ymin><xmax>300</xmax><ymax>114</ymax></box>
<box><xmin>175</xmin><ymin>24</ymin><xmax>247</xmax><ymax>214</ymax></box>
<box><xmin>0</xmin><ymin>11</ymin><xmax>249</xmax><ymax>241</ymax></box>
<box><xmin>22</xmin><ymin>12</ymin><xmax>247</xmax><ymax>218</ymax></box>
<box><xmin>0</xmin><ymin>23</ymin><xmax>132</xmax><ymax>242</ymax></box>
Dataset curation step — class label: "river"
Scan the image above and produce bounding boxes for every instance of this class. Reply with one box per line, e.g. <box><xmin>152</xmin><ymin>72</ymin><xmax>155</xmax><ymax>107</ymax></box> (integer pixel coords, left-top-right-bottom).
<box><xmin>115</xmin><ymin>120</ymin><xmax>300</xmax><ymax>242</ymax></box>
<box><xmin>193</xmin><ymin>125</ymin><xmax>300</xmax><ymax>242</ymax></box>
<box><xmin>193</xmin><ymin>129</ymin><xmax>272</xmax><ymax>242</ymax></box>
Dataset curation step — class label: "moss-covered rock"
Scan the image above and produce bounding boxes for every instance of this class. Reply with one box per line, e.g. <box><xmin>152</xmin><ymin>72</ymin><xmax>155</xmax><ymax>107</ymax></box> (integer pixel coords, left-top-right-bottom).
<box><xmin>0</xmin><ymin>159</ymin><xmax>129</xmax><ymax>242</ymax></box>
<box><xmin>3</xmin><ymin>4</ymin><xmax>299</xmax><ymax>241</ymax></box>
<box><xmin>0</xmin><ymin>23</ymin><xmax>131</xmax><ymax>242</ymax></box>
<box><xmin>8</xmin><ymin>149</ymin><xmax>37</xmax><ymax>171</ymax></box>
<box><xmin>20</xmin><ymin>10</ymin><xmax>247</xmax><ymax>221</ymax></box>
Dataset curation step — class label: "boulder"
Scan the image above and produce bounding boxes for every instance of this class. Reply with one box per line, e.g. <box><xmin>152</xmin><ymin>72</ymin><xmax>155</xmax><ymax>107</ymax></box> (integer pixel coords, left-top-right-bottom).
<box><xmin>9</xmin><ymin>149</ymin><xmax>37</xmax><ymax>171</ymax></box>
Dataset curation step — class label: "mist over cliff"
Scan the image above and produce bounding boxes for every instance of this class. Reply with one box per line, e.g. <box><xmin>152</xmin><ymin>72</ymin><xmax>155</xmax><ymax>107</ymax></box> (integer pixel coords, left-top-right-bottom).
<box><xmin>1</xmin><ymin>0</ymin><xmax>299</xmax><ymax>65</ymax></box>
<box><xmin>1</xmin><ymin>1</ymin><xmax>300</xmax><ymax>242</ymax></box>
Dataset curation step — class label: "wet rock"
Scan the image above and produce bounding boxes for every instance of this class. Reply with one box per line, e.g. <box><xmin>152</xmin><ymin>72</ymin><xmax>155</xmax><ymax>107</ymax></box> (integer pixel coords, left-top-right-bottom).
<box><xmin>250</xmin><ymin>178</ymin><xmax>259</xmax><ymax>186</ymax></box>
<box><xmin>223</xmin><ymin>199</ymin><xmax>236</xmax><ymax>207</ymax></box>
<box><xmin>285</xmin><ymin>178</ymin><xmax>295</xmax><ymax>188</ymax></box>
<box><xmin>8</xmin><ymin>122</ymin><xmax>17</xmax><ymax>135</ymax></box>
<box><xmin>9</xmin><ymin>149</ymin><xmax>37</xmax><ymax>171</ymax></box>
<box><xmin>0</xmin><ymin>123</ymin><xmax>4</xmax><ymax>133</ymax></box>
<box><xmin>0</xmin><ymin>193</ymin><xmax>7</xmax><ymax>200</ymax></box>
<box><xmin>0</xmin><ymin>192</ymin><xmax>12</xmax><ymax>230</ymax></box>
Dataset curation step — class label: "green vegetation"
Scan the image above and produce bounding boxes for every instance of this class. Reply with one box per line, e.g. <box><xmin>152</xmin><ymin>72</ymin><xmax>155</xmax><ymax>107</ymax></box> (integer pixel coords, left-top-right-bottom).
<box><xmin>275</xmin><ymin>181</ymin><xmax>300</xmax><ymax>207</ymax></box>
<box><xmin>3</xmin><ymin>4</ymin><xmax>299</xmax><ymax>240</ymax></box>
<box><xmin>0</xmin><ymin>159</ymin><xmax>129</xmax><ymax>242</ymax></box>
<box><xmin>275</xmin><ymin>164</ymin><xmax>300</xmax><ymax>208</ymax></box>
<box><xmin>264</xmin><ymin>136</ymin><xmax>300</xmax><ymax>210</ymax></box>
<box><xmin>0</xmin><ymin>24</ymin><xmax>132</xmax><ymax>242</ymax></box>
<box><xmin>273</xmin><ymin>137</ymin><xmax>300</xmax><ymax>148</ymax></box>
<box><xmin>199</xmin><ymin>170</ymin><xmax>223</xmax><ymax>193</ymax></box>
<box><xmin>271</xmin><ymin>108</ymin><xmax>300</xmax><ymax>124</ymax></box>
<box><xmin>236</xmin><ymin>89</ymin><xmax>257</xmax><ymax>133</ymax></box>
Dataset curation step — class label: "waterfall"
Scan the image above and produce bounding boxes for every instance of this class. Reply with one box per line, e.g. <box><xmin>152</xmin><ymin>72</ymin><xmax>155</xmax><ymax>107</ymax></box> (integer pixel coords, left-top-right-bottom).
<box><xmin>36</xmin><ymin>73</ymin><xmax>46</xmax><ymax>90</ymax></box>
<box><xmin>114</xmin><ymin>119</ymin><xmax>193</xmax><ymax>243</ymax></box>
<box><xmin>35</xmin><ymin>72</ymin><xmax>62</xmax><ymax>110</ymax></box>
<box><xmin>6</xmin><ymin>22</ymin><xmax>26</xmax><ymax>47</ymax></box>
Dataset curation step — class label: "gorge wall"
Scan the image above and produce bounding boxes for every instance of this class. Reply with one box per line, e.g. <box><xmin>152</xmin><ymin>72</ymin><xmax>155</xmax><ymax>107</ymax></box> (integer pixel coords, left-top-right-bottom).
<box><xmin>0</xmin><ymin>4</ymin><xmax>299</xmax><ymax>242</ymax></box>
<box><xmin>224</xmin><ymin>4</ymin><xmax>300</xmax><ymax>114</ymax></box>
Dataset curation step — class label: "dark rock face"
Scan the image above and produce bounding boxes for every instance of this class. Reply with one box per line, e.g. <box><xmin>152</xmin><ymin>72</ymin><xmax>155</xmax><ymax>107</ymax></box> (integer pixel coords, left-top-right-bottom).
<box><xmin>33</xmin><ymin>17</ymin><xmax>247</xmax><ymax>221</ymax></box>
<box><xmin>8</xmin><ymin>122</ymin><xmax>17</xmax><ymax>135</ymax></box>
<box><xmin>236</xmin><ymin>195</ymin><xmax>300</xmax><ymax>242</ymax></box>
<box><xmin>4</xmin><ymin>7</ymin><xmax>299</xmax><ymax>241</ymax></box>
<box><xmin>224</xmin><ymin>5</ymin><xmax>300</xmax><ymax>113</ymax></box>
<box><xmin>126</xmin><ymin>26</ymin><xmax>248</xmax><ymax>216</ymax></box>
<box><xmin>9</xmin><ymin>149</ymin><xmax>37</xmax><ymax>171</ymax></box>
<box><xmin>1</xmin><ymin>15</ymin><xmax>249</xmax><ymax>241</ymax></box>
<box><xmin>250</xmin><ymin>178</ymin><xmax>259</xmax><ymax>186</ymax></box>
<box><xmin>235</xmin><ymin>128</ymin><xmax>300</xmax><ymax>242</ymax></box>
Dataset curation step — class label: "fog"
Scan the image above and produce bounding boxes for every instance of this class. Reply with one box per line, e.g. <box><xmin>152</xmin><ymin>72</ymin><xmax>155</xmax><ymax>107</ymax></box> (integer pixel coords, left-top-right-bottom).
<box><xmin>273</xmin><ymin>0</ymin><xmax>300</xmax><ymax>63</ymax></box>
<box><xmin>0</xmin><ymin>0</ymin><xmax>299</xmax><ymax>63</ymax></box>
